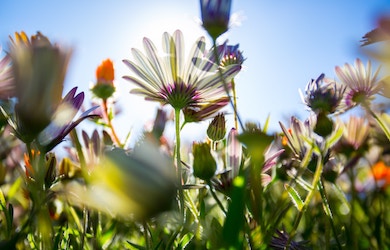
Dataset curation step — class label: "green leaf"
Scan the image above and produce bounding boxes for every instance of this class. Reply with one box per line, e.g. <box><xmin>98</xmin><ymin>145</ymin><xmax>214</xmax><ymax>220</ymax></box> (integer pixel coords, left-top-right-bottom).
<box><xmin>326</xmin><ymin>124</ymin><xmax>344</xmax><ymax>149</ymax></box>
<box><xmin>285</xmin><ymin>184</ymin><xmax>304</xmax><ymax>211</ymax></box>
<box><xmin>0</xmin><ymin>188</ymin><xmax>5</xmax><ymax>208</ymax></box>
<box><xmin>222</xmin><ymin>176</ymin><xmax>246</xmax><ymax>248</ymax></box>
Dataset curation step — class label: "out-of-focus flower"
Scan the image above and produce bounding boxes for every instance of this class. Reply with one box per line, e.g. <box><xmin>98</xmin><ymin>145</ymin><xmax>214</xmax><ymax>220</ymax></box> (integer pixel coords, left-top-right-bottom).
<box><xmin>371</xmin><ymin>161</ymin><xmax>390</xmax><ymax>188</ymax></box>
<box><xmin>8</xmin><ymin>31</ymin><xmax>72</xmax><ymax>142</ymax></box>
<box><xmin>207</xmin><ymin>113</ymin><xmax>226</xmax><ymax>141</ymax></box>
<box><xmin>211</xmin><ymin>127</ymin><xmax>241</xmax><ymax>194</ymax></box>
<box><xmin>64</xmin><ymin>143</ymin><xmax>177</xmax><ymax>220</ymax></box>
<box><xmin>200</xmin><ymin>0</ymin><xmax>232</xmax><ymax>40</ymax></box>
<box><xmin>36</xmin><ymin>87</ymin><xmax>99</xmax><ymax>152</ymax></box>
<box><xmin>0</xmin><ymin>47</ymin><xmax>14</xmax><ymax>99</ymax></box>
<box><xmin>183</xmin><ymin>96</ymin><xmax>229</xmax><ymax>123</ymax></box>
<box><xmin>123</xmin><ymin>30</ymin><xmax>240</xmax><ymax>111</ymax></box>
<box><xmin>280</xmin><ymin>116</ymin><xmax>315</xmax><ymax>161</ymax></box>
<box><xmin>335</xmin><ymin>58</ymin><xmax>382</xmax><ymax>109</ymax></box>
<box><xmin>192</xmin><ymin>141</ymin><xmax>217</xmax><ymax>181</ymax></box>
<box><xmin>338</xmin><ymin>116</ymin><xmax>370</xmax><ymax>153</ymax></box>
<box><xmin>361</xmin><ymin>16</ymin><xmax>390</xmax><ymax>46</ymax></box>
<box><xmin>213</xmin><ymin>128</ymin><xmax>282</xmax><ymax>194</ymax></box>
<box><xmin>300</xmin><ymin>73</ymin><xmax>345</xmax><ymax>115</ymax></box>
<box><xmin>91</xmin><ymin>59</ymin><xmax>116</xmax><ymax>100</ymax></box>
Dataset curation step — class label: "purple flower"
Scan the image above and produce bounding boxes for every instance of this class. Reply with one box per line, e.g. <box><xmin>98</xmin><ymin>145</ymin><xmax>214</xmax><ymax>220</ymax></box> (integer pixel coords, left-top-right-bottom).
<box><xmin>0</xmin><ymin>47</ymin><xmax>14</xmax><ymax>99</ymax></box>
<box><xmin>37</xmin><ymin>87</ymin><xmax>99</xmax><ymax>152</ymax></box>
<box><xmin>200</xmin><ymin>0</ymin><xmax>232</xmax><ymax>40</ymax></box>
<box><xmin>335</xmin><ymin>58</ymin><xmax>382</xmax><ymax>109</ymax></box>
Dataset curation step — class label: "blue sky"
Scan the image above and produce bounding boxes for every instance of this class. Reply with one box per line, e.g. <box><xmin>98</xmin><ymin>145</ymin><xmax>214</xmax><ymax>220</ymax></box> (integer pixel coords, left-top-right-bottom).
<box><xmin>1</xmin><ymin>0</ymin><xmax>390</xmax><ymax>144</ymax></box>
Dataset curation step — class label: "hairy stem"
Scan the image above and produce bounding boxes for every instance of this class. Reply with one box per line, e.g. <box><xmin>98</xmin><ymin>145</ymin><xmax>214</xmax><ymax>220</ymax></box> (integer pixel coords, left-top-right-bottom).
<box><xmin>175</xmin><ymin>108</ymin><xmax>185</xmax><ymax>218</ymax></box>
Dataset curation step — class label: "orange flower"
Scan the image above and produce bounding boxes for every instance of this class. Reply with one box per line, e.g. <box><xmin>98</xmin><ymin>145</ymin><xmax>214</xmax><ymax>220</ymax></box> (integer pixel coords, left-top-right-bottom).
<box><xmin>92</xmin><ymin>59</ymin><xmax>116</xmax><ymax>99</ymax></box>
<box><xmin>96</xmin><ymin>59</ymin><xmax>114</xmax><ymax>84</ymax></box>
<box><xmin>371</xmin><ymin>161</ymin><xmax>390</xmax><ymax>188</ymax></box>
<box><xmin>24</xmin><ymin>150</ymin><xmax>40</xmax><ymax>177</ymax></box>
<box><xmin>282</xmin><ymin>128</ymin><xmax>292</xmax><ymax>146</ymax></box>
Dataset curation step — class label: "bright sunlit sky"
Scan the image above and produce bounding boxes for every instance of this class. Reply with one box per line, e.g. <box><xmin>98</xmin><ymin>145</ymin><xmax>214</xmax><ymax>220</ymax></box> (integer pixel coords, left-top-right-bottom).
<box><xmin>1</xmin><ymin>1</ymin><xmax>390</xmax><ymax>145</ymax></box>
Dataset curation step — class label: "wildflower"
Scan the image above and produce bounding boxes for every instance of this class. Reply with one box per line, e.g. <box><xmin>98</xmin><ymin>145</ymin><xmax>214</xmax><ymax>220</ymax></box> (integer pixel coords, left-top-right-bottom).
<box><xmin>338</xmin><ymin>116</ymin><xmax>369</xmax><ymax>153</ymax></box>
<box><xmin>91</xmin><ymin>59</ymin><xmax>116</xmax><ymax>100</ymax></box>
<box><xmin>36</xmin><ymin>87</ymin><xmax>99</xmax><ymax>152</ymax></box>
<box><xmin>226</xmin><ymin>127</ymin><xmax>242</xmax><ymax>177</ymax></box>
<box><xmin>0</xmin><ymin>47</ymin><xmax>14</xmax><ymax>99</ymax></box>
<box><xmin>123</xmin><ymin>30</ymin><xmax>240</xmax><ymax>111</ymax></box>
<box><xmin>212</xmin><ymin>42</ymin><xmax>245</xmax><ymax>68</ymax></box>
<box><xmin>207</xmin><ymin>113</ymin><xmax>226</xmax><ymax>141</ymax></box>
<box><xmin>183</xmin><ymin>97</ymin><xmax>229</xmax><ymax>123</ymax></box>
<box><xmin>8</xmin><ymin>31</ymin><xmax>72</xmax><ymax>142</ymax></box>
<box><xmin>200</xmin><ymin>0</ymin><xmax>232</xmax><ymax>40</ymax></box>
<box><xmin>335</xmin><ymin>58</ymin><xmax>382</xmax><ymax>109</ymax></box>
<box><xmin>361</xmin><ymin>16</ymin><xmax>390</xmax><ymax>46</ymax></box>
<box><xmin>300</xmin><ymin>73</ymin><xmax>345</xmax><ymax>114</ymax></box>
<box><xmin>371</xmin><ymin>161</ymin><xmax>390</xmax><ymax>188</ymax></box>
<box><xmin>212</xmin><ymin>127</ymin><xmax>242</xmax><ymax>193</ymax></box>
<box><xmin>192</xmin><ymin>141</ymin><xmax>217</xmax><ymax>181</ymax></box>
<box><xmin>280</xmin><ymin>116</ymin><xmax>315</xmax><ymax>161</ymax></box>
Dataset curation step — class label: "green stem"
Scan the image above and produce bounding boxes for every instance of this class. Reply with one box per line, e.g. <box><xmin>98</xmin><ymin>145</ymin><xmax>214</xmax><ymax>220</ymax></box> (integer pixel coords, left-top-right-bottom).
<box><xmin>175</xmin><ymin>108</ymin><xmax>185</xmax><ymax>218</ymax></box>
<box><xmin>287</xmin><ymin>154</ymin><xmax>324</xmax><ymax>247</ymax></box>
<box><xmin>212</xmin><ymin>38</ymin><xmax>245</xmax><ymax>132</ymax></box>
<box><xmin>143</xmin><ymin>221</ymin><xmax>151</xmax><ymax>249</ymax></box>
<box><xmin>207</xmin><ymin>181</ymin><xmax>227</xmax><ymax>215</ymax></box>
<box><xmin>365</xmin><ymin>105</ymin><xmax>390</xmax><ymax>141</ymax></box>
<box><xmin>102</xmin><ymin>99</ymin><xmax>122</xmax><ymax>147</ymax></box>
<box><xmin>231</xmin><ymin>78</ymin><xmax>238</xmax><ymax>130</ymax></box>
<box><xmin>318</xmin><ymin>178</ymin><xmax>342</xmax><ymax>249</ymax></box>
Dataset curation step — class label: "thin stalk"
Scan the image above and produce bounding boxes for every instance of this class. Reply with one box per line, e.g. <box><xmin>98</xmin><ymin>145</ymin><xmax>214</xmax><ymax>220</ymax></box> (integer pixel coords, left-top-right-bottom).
<box><xmin>365</xmin><ymin>105</ymin><xmax>390</xmax><ymax>141</ymax></box>
<box><xmin>101</xmin><ymin>99</ymin><xmax>122</xmax><ymax>147</ymax></box>
<box><xmin>212</xmin><ymin>38</ymin><xmax>245</xmax><ymax>132</ymax></box>
<box><xmin>143</xmin><ymin>221</ymin><xmax>151</xmax><ymax>249</ymax></box>
<box><xmin>286</xmin><ymin>155</ymin><xmax>324</xmax><ymax>248</ymax></box>
<box><xmin>231</xmin><ymin>78</ymin><xmax>238</xmax><ymax>130</ymax></box>
<box><xmin>207</xmin><ymin>180</ymin><xmax>227</xmax><ymax>215</ymax></box>
<box><xmin>80</xmin><ymin>207</ymin><xmax>88</xmax><ymax>249</ymax></box>
<box><xmin>175</xmin><ymin>108</ymin><xmax>185</xmax><ymax>218</ymax></box>
<box><xmin>318</xmin><ymin>178</ymin><xmax>342</xmax><ymax>249</ymax></box>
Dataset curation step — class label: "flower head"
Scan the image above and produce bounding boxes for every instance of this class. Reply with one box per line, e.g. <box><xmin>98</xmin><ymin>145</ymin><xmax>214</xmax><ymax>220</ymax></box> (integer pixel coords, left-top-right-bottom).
<box><xmin>334</xmin><ymin>116</ymin><xmax>369</xmax><ymax>157</ymax></box>
<box><xmin>300</xmin><ymin>73</ymin><xmax>345</xmax><ymax>114</ymax></box>
<box><xmin>92</xmin><ymin>59</ymin><xmax>116</xmax><ymax>100</ymax></box>
<box><xmin>37</xmin><ymin>87</ymin><xmax>99</xmax><ymax>152</ymax></box>
<box><xmin>8</xmin><ymin>31</ymin><xmax>72</xmax><ymax>142</ymax></box>
<box><xmin>200</xmin><ymin>0</ymin><xmax>232</xmax><ymax>40</ymax></box>
<box><xmin>371</xmin><ymin>161</ymin><xmax>390</xmax><ymax>189</ymax></box>
<box><xmin>183</xmin><ymin>96</ymin><xmax>229</xmax><ymax>123</ymax></box>
<box><xmin>217</xmin><ymin>42</ymin><xmax>245</xmax><ymax>68</ymax></box>
<box><xmin>0</xmin><ymin>47</ymin><xmax>14</xmax><ymax>99</ymax></box>
<box><xmin>123</xmin><ymin>30</ymin><xmax>240</xmax><ymax>111</ymax></box>
<box><xmin>335</xmin><ymin>58</ymin><xmax>382</xmax><ymax>109</ymax></box>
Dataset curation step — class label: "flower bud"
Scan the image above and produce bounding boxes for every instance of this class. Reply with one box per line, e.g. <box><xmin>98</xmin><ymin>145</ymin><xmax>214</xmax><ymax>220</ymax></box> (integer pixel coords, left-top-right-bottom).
<box><xmin>91</xmin><ymin>59</ymin><xmax>116</xmax><ymax>100</ymax></box>
<box><xmin>314</xmin><ymin>112</ymin><xmax>334</xmax><ymax>137</ymax></box>
<box><xmin>200</xmin><ymin>0</ymin><xmax>232</xmax><ymax>40</ymax></box>
<box><xmin>192</xmin><ymin>142</ymin><xmax>217</xmax><ymax>181</ymax></box>
<box><xmin>207</xmin><ymin>113</ymin><xmax>226</xmax><ymax>141</ymax></box>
